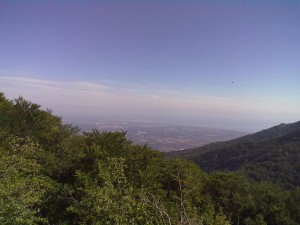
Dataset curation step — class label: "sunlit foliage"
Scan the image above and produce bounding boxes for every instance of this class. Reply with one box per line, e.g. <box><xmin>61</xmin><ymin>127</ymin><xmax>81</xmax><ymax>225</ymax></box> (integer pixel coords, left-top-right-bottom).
<box><xmin>0</xmin><ymin>93</ymin><xmax>299</xmax><ymax>225</ymax></box>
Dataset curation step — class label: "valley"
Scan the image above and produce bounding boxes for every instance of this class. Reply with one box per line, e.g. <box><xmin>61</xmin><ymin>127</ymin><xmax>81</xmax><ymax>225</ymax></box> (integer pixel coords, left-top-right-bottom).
<box><xmin>72</xmin><ymin>120</ymin><xmax>249</xmax><ymax>152</ymax></box>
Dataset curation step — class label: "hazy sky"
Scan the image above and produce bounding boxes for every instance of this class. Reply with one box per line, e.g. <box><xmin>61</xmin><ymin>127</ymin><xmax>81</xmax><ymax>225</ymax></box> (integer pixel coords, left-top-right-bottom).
<box><xmin>0</xmin><ymin>1</ymin><xmax>299</xmax><ymax>131</ymax></box>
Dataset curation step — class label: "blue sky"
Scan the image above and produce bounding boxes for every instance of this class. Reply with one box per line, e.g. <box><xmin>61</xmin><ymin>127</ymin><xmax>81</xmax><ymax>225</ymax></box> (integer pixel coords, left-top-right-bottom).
<box><xmin>0</xmin><ymin>0</ymin><xmax>299</xmax><ymax>131</ymax></box>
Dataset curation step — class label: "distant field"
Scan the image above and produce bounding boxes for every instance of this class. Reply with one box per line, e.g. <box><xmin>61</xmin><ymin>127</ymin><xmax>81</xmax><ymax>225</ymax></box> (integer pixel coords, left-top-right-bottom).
<box><xmin>71</xmin><ymin>121</ymin><xmax>249</xmax><ymax>152</ymax></box>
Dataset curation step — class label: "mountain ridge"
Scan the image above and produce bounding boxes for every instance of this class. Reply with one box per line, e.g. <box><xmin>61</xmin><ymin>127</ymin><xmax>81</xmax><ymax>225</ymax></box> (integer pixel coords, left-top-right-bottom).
<box><xmin>168</xmin><ymin>121</ymin><xmax>300</xmax><ymax>156</ymax></box>
<box><xmin>167</xmin><ymin>121</ymin><xmax>300</xmax><ymax>188</ymax></box>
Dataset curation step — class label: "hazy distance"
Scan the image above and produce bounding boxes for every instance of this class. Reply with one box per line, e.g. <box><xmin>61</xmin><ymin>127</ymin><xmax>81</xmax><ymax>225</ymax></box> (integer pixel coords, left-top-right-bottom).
<box><xmin>1</xmin><ymin>1</ymin><xmax>299</xmax><ymax>132</ymax></box>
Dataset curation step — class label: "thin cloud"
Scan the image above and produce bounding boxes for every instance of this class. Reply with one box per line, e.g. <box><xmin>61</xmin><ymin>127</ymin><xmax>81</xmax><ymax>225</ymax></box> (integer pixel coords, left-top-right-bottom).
<box><xmin>0</xmin><ymin>75</ymin><xmax>298</xmax><ymax>130</ymax></box>
<box><xmin>0</xmin><ymin>75</ymin><xmax>111</xmax><ymax>92</ymax></box>
<box><xmin>0</xmin><ymin>75</ymin><xmax>285</xmax><ymax>112</ymax></box>
<box><xmin>0</xmin><ymin>75</ymin><xmax>243</xmax><ymax>113</ymax></box>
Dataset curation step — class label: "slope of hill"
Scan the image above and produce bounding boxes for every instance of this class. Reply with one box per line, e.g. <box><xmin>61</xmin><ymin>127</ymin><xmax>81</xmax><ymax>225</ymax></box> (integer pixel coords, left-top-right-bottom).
<box><xmin>168</xmin><ymin>121</ymin><xmax>300</xmax><ymax>188</ymax></box>
<box><xmin>169</xmin><ymin>121</ymin><xmax>300</xmax><ymax>157</ymax></box>
<box><xmin>1</xmin><ymin>93</ymin><xmax>300</xmax><ymax>225</ymax></box>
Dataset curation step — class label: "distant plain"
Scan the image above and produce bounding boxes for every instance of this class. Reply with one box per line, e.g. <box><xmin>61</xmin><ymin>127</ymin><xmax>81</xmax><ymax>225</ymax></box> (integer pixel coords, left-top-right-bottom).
<box><xmin>73</xmin><ymin>121</ymin><xmax>249</xmax><ymax>152</ymax></box>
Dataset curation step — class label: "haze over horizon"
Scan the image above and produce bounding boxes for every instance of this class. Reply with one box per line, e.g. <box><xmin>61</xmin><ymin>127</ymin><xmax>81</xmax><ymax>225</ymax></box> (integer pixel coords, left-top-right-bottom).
<box><xmin>0</xmin><ymin>1</ymin><xmax>299</xmax><ymax>132</ymax></box>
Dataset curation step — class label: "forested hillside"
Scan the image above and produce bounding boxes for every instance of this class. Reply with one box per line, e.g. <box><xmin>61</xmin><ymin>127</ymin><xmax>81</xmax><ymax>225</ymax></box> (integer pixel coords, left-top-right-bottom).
<box><xmin>0</xmin><ymin>93</ymin><xmax>299</xmax><ymax>225</ymax></box>
<box><xmin>169</xmin><ymin>121</ymin><xmax>300</xmax><ymax>156</ymax></box>
<box><xmin>168</xmin><ymin>121</ymin><xmax>300</xmax><ymax>189</ymax></box>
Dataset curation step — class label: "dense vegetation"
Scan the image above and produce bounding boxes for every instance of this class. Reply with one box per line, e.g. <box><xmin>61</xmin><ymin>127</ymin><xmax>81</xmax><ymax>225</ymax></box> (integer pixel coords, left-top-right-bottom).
<box><xmin>0</xmin><ymin>93</ymin><xmax>299</xmax><ymax>225</ymax></box>
<box><xmin>168</xmin><ymin>121</ymin><xmax>300</xmax><ymax>189</ymax></box>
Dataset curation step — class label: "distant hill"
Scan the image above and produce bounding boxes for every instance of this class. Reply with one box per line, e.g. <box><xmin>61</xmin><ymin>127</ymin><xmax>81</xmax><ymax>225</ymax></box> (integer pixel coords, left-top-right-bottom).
<box><xmin>168</xmin><ymin>121</ymin><xmax>300</xmax><ymax>188</ymax></box>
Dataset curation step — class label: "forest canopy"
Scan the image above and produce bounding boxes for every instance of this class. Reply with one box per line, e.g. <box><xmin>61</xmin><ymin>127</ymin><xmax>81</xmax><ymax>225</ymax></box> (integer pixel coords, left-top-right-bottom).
<box><xmin>0</xmin><ymin>92</ymin><xmax>299</xmax><ymax>225</ymax></box>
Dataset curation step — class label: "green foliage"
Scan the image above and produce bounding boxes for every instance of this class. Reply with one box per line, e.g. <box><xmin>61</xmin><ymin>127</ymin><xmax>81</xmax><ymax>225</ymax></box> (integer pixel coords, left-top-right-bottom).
<box><xmin>204</xmin><ymin>171</ymin><xmax>252</xmax><ymax>222</ymax></box>
<box><xmin>244</xmin><ymin>214</ymin><xmax>267</xmax><ymax>225</ymax></box>
<box><xmin>204</xmin><ymin>171</ymin><xmax>299</xmax><ymax>225</ymax></box>
<box><xmin>0</xmin><ymin>135</ymin><xmax>52</xmax><ymax>224</ymax></box>
<box><xmin>69</xmin><ymin>157</ymin><xmax>158</xmax><ymax>225</ymax></box>
<box><xmin>287</xmin><ymin>187</ymin><xmax>300</xmax><ymax>222</ymax></box>
<box><xmin>169</xmin><ymin>122</ymin><xmax>300</xmax><ymax>189</ymax></box>
<box><xmin>249</xmin><ymin>182</ymin><xmax>295</xmax><ymax>225</ymax></box>
<box><xmin>0</xmin><ymin>93</ymin><xmax>14</xmax><ymax>132</ymax></box>
<box><xmin>0</xmin><ymin>92</ymin><xmax>299</xmax><ymax>224</ymax></box>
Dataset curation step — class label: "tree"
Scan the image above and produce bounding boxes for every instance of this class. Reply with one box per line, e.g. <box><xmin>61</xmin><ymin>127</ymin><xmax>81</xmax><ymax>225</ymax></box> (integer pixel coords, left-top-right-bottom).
<box><xmin>0</xmin><ymin>134</ymin><xmax>53</xmax><ymax>224</ymax></box>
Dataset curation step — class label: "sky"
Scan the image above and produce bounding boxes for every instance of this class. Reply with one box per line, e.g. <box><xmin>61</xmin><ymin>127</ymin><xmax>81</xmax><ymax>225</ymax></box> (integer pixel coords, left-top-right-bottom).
<box><xmin>0</xmin><ymin>0</ymin><xmax>299</xmax><ymax>131</ymax></box>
